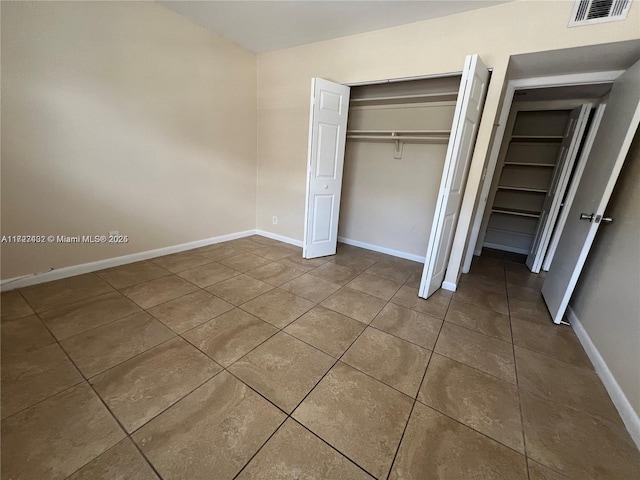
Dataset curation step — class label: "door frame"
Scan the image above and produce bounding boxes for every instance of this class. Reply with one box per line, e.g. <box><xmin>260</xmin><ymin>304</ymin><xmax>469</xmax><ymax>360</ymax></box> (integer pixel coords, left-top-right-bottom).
<box><xmin>461</xmin><ymin>70</ymin><xmax>624</xmax><ymax>274</ymax></box>
<box><xmin>302</xmin><ymin>70</ymin><xmax>466</xmax><ymax>261</ymax></box>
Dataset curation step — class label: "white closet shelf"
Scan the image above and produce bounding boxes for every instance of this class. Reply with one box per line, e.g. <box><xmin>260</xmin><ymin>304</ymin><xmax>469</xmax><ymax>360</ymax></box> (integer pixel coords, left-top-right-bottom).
<box><xmin>511</xmin><ymin>135</ymin><xmax>564</xmax><ymax>142</ymax></box>
<box><xmin>497</xmin><ymin>185</ymin><xmax>548</xmax><ymax>193</ymax></box>
<box><xmin>346</xmin><ymin>130</ymin><xmax>450</xmax><ymax>143</ymax></box>
<box><xmin>349</xmin><ymin>91</ymin><xmax>458</xmax><ymax>105</ymax></box>
<box><xmin>491</xmin><ymin>208</ymin><xmax>541</xmax><ymax>219</ymax></box>
<box><xmin>503</xmin><ymin>162</ymin><xmax>555</xmax><ymax>167</ymax></box>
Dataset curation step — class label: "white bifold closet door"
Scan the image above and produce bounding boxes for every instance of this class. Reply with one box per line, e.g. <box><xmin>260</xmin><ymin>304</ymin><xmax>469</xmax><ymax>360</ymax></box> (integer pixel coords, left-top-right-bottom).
<box><xmin>303</xmin><ymin>78</ymin><xmax>350</xmax><ymax>259</ymax></box>
<box><xmin>542</xmin><ymin>59</ymin><xmax>640</xmax><ymax>324</ymax></box>
<box><xmin>418</xmin><ymin>55</ymin><xmax>489</xmax><ymax>299</ymax></box>
<box><xmin>525</xmin><ymin>104</ymin><xmax>592</xmax><ymax>273</ymax></box>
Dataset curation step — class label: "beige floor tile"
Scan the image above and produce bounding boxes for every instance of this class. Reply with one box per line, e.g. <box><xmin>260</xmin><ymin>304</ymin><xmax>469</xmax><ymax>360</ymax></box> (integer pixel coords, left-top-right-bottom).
<box><xmin>527</xmin><ymin>459</ymin><xmax>568</xmax><ymax>480</ymax></box>
<box><xmin>507</xmin><ymin>282</ymin><xmax>544</xmax><ymax>303</ymax></box>
<box><xmin>445</xmin><ymin>298</ymin><xmax>511</xmax><ymax>342</ymax></box>
<box><xmin>132</xmin><ymin>371</ymin><xmax>285</xmax><ymax>480</ymax></box>
<box><xmin>284</xmin><ymin>306</ymin><xmax>366</xmax><ymax>358</ymax></box>
<box><xmin>19</xmin><ymin>273</ymin><xmax>114</xmax><ymax>312</ymax></box>
<box><xmin>219</xmin><ymin>253</ymin><xmax>273</xmax><ymax>272</ymax></box>
<box><xmin>247</xmin><ymin>261</ymin><xmax>307</xmax><ymax>286</ymax></box>
<box><xmin>278</xmin><ymin>254</ymin><xmax>331</xmax><ymax>271</ymax></box>
<box><xmin>121</xmin><ymin>275</ymin><xmax>198</xmax><ymax>309</ymax></box>
<box><xmin>241</xmin><ymin>288</ymin><xmax>314</xmax><ymax>328</ymax></box>
<box><xmin>150</xmin><ymin>251</ymin><xmax>212</xmax><ymax>273</ymax></box>
<box><xmin>177</xmin><ymin>261</ymin><xmax>239</xmax><ymax>287</ymax></box>
<box><xmin>309</xmin><ymin>262</ymin><xmax>360</xmax><ymax>285</ymax></box>
<box><xmin>67</xmin><ymin>438</ymin><xmax>159</xmax><ymax>480</ymax></box>
<box><xmin>458</xmin><ymin>272</ymin><xmax>507</xmax><ymax>295</ymax></box>
<box><xmin>388</xmin><ymin>402</ymin><xmax>527</xmax><ymax>479</ymax></box>
<box><xmin>183</xmin><ymin>308</ymin><xmax>277</xmax><ymax>366</ymax></box>
<box><xmin>347</xmin><ymin>272</ymin><xmax>402</xmax><ymax>301</ymax></box>
<box><xmin>91</xmin><ymin>337</ymin><xmax>221</xmax><ymax>432</ymax></box>
<box><xmin>200</xmin><ymin>243</ymin><xmax>257</xmax><ymax>261</ymax></box>
<box><xmin>521</xmin><ymin>390</ymin><xmax>640</xmax><ymax>479</ymax></box>
<box><xmin>252</xmin><ymin>244</ymin><xmax>301</xmax><ymax>261</ymax></box>
<box><xmin>245</xmin><ymin>235</ymin><xmax>281</xmax><ymax>246</ymax></box>
<box><xmin>469</xmin><ymin>257</ymin><xmax>506</xmax><ymax>282</ymax></box>
<box><xmin>61</xmin><ymin>312</ymin><xmax>175</xmax><ymax>377</ymax></box>
<box><xmin>452</xmin><ymin>282</ymin><xmax>509</xmax><ymax>315</ymax></box>
<box><xmin>293</xmin><ymin>362</ymin><xmax>413</xmax><ymax>479</ymax></box>
<box><xmin>1</xmin><ymin>314</ymin><xmax>55</xmax><ymax>355</ymax></box>
<box><xmin>330</xmin><ymin>254</ymin><xmax>378</xmax><ymax>272</ymax></box>
<box><xmin>2</xmin><ymin>343</ymin><xmax>83</xmax><ymax>419</ymax></box>
<box><xmin>229</xmin><ymin>332</ymin><xmax>334</xmax><ymax>412</ymax></box>
<box><xmin>1</xmin><ymin>290</ymin><xmax>34</xmax><ymax>320</ymax></box>
<box><xmin>511</xmin><ymin>318</ymin><xmax>592</xmax><ymax>369</ymax></box>
<box><xmin>505</xmin><ymin>263</ymin><xmax>545</xmax><ymax>290</ymax></box>
<box><xmin>39</xmin><ymin>291</ymin><xmax>142</xmax><ymax>340</ymax></box>
<box><xmin>435</xmin><ymin>323</ymin><xmax>516</xmax><ymax>383</ymax></box>
<box><xmin>1</xmin><ymin>383</ymin><xmax>125</xmax><ymax>480</ymax></box>
<box><xmin>509</xmin><ymin>297</ymin><xmax>553</xmax><ymax>324</ymax></box>
<box><xmin>419</xmin><ymin>354</ymin><xmax>524</xmax><ymax>453</ymax></box>
<box><xmin>96</xmin><ymin>262</ymin><xmax>170</xmax><ymax>289</ymax></box>
<box><xmin>391</xmin><ymin>285</ymin><xmax>451</xmax><ymax>319</ymax></box>
<box><xmin>320</xmin><ymin>287</ymin><xmax>386</xmax><ymax>324</ymax></box>
<box><xmin>371</xmin><ymin>303</ymin><xmax>442</xmax><ymax>350</ymax></box>
<box><xmin>342</xmin><ymin>327</ymin><xmax>431</xmax><ymax>397</ymax></box>
<box><xmin>280</xmin><ymin>273</ymin><xmax>342</xmax><ymax>303</ymax></box>
<box><xmin>237</xmin><ymin>419</ymin><xmax>373</xmax><ymax>480</ymax></box>
<box><xmin>403</xmin><ymin>270</ymin><xmax>422</xmax><ymax>288</ymax></box>
<box><xmin>205</xmin><ymin>274</ymin><xmax>274</xmax><ymax>305</ymax></box>
<box><xmin>147</xmin><ymin>290</ymin><xmax>233</xmax><ymax>334</ymax></box>
<box><xmin>515</xmin><ymin>346</ymin><xmax>619</xmax><ymax>422</ymax></box>
<box><xmin>365</xmin><ymin>259</ymin><xmax>418</xmax><ymax>284</ymax></box>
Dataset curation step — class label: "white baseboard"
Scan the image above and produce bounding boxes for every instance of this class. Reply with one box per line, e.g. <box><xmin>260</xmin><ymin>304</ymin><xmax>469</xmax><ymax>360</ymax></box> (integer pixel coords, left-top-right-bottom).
<box><xmin>441</xmin><ymin>281</ymin><xmax>457</xmax><ymax>292</ymax></box>
<box><xmin>567</xmin><ymin>306</ymin><xmax>640</xmax><ymax>450</ymax></box>
<box><xmin>1</xmin><ymin>230</ymin><xmax>256</xmax><ymax>291</ymax></box>
<box><xmin>255</xmin><ymin>230</ymin><xmax>303</xmax><ymax>248</ymax></box>
<box><xmin>337</xmin><ymin>236</ymin><xmax>424</xmax><ymax>263</ymax></box>
<box><xmin>482</xmin><ymin>242</ymin><xmax>530</xmax><ymax>255</ymax></box>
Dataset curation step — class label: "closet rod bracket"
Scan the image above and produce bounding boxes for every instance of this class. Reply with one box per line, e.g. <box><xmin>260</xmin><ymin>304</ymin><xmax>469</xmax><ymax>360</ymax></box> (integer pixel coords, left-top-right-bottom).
<box><xmin>392</xmin><ymin>133</ymin><xmax>403</xmax><ymax>159</ymax></box>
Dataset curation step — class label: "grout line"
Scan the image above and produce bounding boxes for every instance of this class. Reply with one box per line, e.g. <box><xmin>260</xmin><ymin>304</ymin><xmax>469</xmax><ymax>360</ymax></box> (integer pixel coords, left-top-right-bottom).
<box><xmin>504</xmin><ymin>260</ymin><xmax>532</xmax><ymax>480</ymax></box>
<box><xmin>384</xmin><ymin>286</ymin><xmax>452</xmax><ymax>479</ymax></box>
<box><xmin>7</xmin><ymin>242</ymin><xmax>574</xmax><ymax>479</ymax></box>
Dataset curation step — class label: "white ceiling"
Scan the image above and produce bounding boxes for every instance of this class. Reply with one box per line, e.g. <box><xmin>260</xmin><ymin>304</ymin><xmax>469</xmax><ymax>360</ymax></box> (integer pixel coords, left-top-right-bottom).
<box><xmin>158</xmin><ymin>0</ymin><xmax>510</xmax><ymax>53</ymax></box>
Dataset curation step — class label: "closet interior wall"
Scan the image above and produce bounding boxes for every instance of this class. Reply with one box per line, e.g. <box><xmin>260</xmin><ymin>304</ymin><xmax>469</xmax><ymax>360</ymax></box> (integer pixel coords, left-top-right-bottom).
<box><xmin>338</xmin><ymin>75</ymin><xmax>462</xmax><ymax>259</ymax></box>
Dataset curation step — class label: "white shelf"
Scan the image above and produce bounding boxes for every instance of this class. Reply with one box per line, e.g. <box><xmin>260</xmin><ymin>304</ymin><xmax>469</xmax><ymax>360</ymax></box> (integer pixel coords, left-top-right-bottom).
<box><xmin>497</xmin><ymin>185</ymin><xmax>548</xmax><ymax>194</ymax></box>
<box><xmin>504</xmin><ymin>162</ymin><xmax>555</xmax><ymax>167</ymax></box>
<box><xmin>350</xmin><ymin>91</ymin><xmax>458</xmax><ymax>106</ymax></box>
<box><xmin>491</xmin><ymin>208</ymin><xmax>541</xmax><ymax>219</ymax></box>
<box><xmin>346</xmin><ymin>130</ymin><xmax>450</xmax><ymax>144</ymax></box>
<box><xmin>511</xmin><ymin>135</ymin><xmax>564</xmax><ymax>142</ymax></box>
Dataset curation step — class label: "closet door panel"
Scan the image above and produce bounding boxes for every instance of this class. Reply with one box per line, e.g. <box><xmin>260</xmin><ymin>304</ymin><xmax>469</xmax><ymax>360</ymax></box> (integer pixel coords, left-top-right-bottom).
<box><xmin>303</xmin><ymin>78</ymin><xmax>350</xmax><ymax>259</ymax></box>
<box><xmin>419</xmin><ymin>55</ymin><xmax>490</xmax><ymax>298</ymax></box>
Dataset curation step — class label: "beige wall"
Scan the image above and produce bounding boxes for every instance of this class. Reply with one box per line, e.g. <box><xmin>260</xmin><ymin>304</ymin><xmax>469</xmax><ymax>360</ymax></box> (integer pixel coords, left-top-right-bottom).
<box><xmin>255</xmin><ymin>0</ymin><xmax>640</xmax><ymax>254</ymax></box>
<box><xmin>1</xmin><ymin>1</ymin><xmax>257</xmax><ymax>280</ymax></box>
<box><xmin>570</xmin><ymin>132</ymin><xmax>640</xmax><ymax>416</ymax></box>
<box><xmin>340</xmin><ymin>141</ymin><xmax>448</xmax><ymax>257</ymax></box>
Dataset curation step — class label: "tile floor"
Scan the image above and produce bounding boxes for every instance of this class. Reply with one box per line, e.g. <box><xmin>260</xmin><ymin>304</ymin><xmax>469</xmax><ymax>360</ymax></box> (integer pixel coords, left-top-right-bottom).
<box><xmin>2</xmin><ymin>236</ymin><xmax>639</xmax><ymax>479</ymax></box>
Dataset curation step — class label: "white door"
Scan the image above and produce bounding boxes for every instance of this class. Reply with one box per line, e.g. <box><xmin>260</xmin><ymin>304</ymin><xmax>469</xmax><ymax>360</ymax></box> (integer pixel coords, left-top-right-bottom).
<box><xmin>419</xmin><ymin>55</ymin><xmax>490</xmax><ymax>299</ymax></box>
<box><xmin>542</xmin><ymin>60</ymin><xmax>640</xmax><ymax>324</ymax></box>
<box><xmin>303</xmin><ymin>78</ymin><xmax>350</xmax><ymax>259</ymax></box>
<box><xmin>525</xmin><ymin>104</ymin><xmax>592</xmax><ymax>273</ymax></box>
<box><xmin>542</xmin><ymin>103</ymin><xmax>607</xmax><ymax>272</ymax></box>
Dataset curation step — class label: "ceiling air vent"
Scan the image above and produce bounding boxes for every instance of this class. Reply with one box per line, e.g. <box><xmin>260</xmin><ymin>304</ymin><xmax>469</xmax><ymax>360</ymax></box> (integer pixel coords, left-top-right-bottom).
<box><xmin>569</xmin><ymin>0</ymin><xmax>633</xmax><ymax>26</ymax></box>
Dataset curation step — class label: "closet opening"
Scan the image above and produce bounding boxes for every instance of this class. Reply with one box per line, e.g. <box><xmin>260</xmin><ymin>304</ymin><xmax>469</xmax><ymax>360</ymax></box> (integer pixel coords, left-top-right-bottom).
<box><xmin>303</xmin><ymin>55</ymin><xmax>490</xmax><ymax>299</ymax></box>
<box><xmin>473</xmin><ymin>82</ymin><xmax>613</xmax><ymax>273</ymax></box>
<box><xmin>338</xmin><ymin>74</ymin><xmax>463</xmax><ymax>265</ymax></box>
